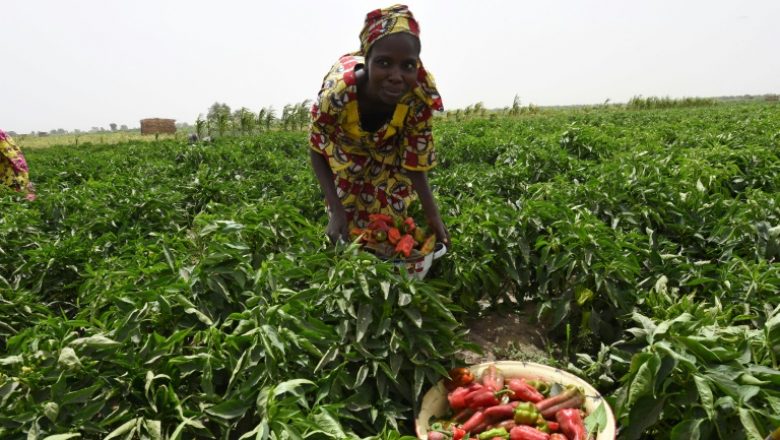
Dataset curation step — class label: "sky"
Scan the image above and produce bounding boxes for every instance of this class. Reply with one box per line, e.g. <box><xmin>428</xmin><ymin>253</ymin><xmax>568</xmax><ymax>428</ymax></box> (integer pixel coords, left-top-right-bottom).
<box><xmin>3</xmin><ymin>0</ymin><xmax>779</xmax><ymax>134</ymax></box>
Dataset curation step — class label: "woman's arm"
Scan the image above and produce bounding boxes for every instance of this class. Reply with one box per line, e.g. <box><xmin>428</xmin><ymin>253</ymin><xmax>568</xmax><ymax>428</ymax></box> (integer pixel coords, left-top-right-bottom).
<box><xmin>310</xmin><ymin>149</ymin><xmax>349</xmax><ymax>243</ymax></box>
<box><xmin>408</xmin><ymin>170</ymin><xmax>449</xmax><ymax>245</ymax></box>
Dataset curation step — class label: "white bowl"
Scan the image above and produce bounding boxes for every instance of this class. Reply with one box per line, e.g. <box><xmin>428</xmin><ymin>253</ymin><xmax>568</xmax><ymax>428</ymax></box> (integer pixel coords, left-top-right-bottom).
<box><xmin>415</xmin><ymin>360</ymin><xmax>617</xmax><ymax>439</ymax></box>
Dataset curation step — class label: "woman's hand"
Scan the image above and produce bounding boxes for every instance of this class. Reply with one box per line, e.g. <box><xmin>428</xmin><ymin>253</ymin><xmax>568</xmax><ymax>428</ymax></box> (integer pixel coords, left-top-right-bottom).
<box><xmin>326</xmin><ymin>208</ymin><xmax>349</xmax><ymax>245</ymax></box>
<box><xmin>428</xmin><ymin>214</ymin><xmax>450</xmax><ymax>246</ymax></box>
<box><xmin>407</xmin><ymin>170</ymin><xmax>450</xmax><ymax>247</ymax></box>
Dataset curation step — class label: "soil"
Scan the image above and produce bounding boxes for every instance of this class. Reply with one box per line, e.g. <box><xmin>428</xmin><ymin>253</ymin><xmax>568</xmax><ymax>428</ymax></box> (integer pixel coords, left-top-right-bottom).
<box><xmin>459</xmin><ymin>302</ymin><xmax>554</xmax><ymax>365</ymax></box>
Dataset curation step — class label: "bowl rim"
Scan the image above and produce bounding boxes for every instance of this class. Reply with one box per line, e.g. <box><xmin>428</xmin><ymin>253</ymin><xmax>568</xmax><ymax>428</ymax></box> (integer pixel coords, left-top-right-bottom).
<box><xmin>415</xmin><ymin>360</ymin><xmax>617</xmax><ymax>439</ymax></box>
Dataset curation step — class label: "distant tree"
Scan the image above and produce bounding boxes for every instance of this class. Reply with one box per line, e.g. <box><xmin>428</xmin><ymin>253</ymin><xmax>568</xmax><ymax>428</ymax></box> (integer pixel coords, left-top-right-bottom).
<box><xmin>74</xmin><ymin>129</ymin><xmax>82</xmax><ymax>134</ymax></box>
<box><xmin>195</xmin><ymin>115</ymin><xmax>207</xmax><ymax>139</ymax></box>
<box><xmin>207</xmin><ymin>102</ymin><xmax>232</xmax><ymax>137</ymax></box>
<box><xmin>110</xmin><ymin>123</ymin><xmax>118</xmax><ymax>131</ymax></box>
<box><xmin>120</xmin><ymin>125</ymin><xmax>128</xmax><ymax>131</ymax></box>
<box><xmin>234</xmin><ymin>107</ymin><xmax>255</xmax><ymax>135</ymax></box>
<box><xmin>262</xmin><ymin>107</ymin><xmax>276</xmax><ymax>131</ymax></box>
<box><xmin>8</xmin><ymin>131</ymin><xmax>17</xmax><ymax>136</ymax></box>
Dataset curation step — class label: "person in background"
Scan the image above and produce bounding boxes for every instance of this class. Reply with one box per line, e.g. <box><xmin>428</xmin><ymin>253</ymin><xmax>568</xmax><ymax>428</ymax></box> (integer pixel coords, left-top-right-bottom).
<box><xmin>0</xmin><ymin>129</ymin><xmax>36</xmax><ymax>201</ymax></box>
<box><xmin>309</xmin><ymin>4</ymin><xmax>449</xmax><ymax>246</ymax></box>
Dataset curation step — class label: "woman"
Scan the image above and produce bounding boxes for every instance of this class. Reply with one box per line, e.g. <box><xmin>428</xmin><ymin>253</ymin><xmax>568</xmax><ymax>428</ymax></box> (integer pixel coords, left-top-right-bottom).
<box><xmin>0</xmin><ymin>129</ymin><xmax>35</xmax><ymax>201</ymax></box>
<box><xmin>309</xmin><ymin>4</ymin><xmax>449</xmax><ymax>246</ymax></box>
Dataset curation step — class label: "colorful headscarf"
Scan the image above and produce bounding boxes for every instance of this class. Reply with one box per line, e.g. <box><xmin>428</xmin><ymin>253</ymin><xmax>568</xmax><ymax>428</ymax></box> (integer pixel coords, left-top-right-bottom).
<box><xmin>359</xmin><ymin>4</ymin><xmax>420</xmax><ymax>56</ymax></box>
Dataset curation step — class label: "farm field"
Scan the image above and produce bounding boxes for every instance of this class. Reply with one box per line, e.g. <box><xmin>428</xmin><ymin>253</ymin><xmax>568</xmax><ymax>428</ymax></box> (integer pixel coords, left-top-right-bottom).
<box><xmin>1</xmin><ymin>102</ymin><xmax>779</xmax><ymax>439</ymax></box>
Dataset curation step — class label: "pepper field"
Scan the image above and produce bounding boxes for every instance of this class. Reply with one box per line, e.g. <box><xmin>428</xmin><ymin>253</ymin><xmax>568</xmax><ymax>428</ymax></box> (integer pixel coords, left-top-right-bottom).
<box><xmin>1</xmin><ymin>101</ymin><xmax>779</xmax><ymax>439</ymax></box>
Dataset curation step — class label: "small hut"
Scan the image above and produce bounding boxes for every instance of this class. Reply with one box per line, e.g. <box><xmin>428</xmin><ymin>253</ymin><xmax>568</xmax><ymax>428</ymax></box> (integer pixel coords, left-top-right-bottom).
<box><xmin>140</xmin><ymin>118</ymin><xmax>176</xmax><ymax>135</ymax></box>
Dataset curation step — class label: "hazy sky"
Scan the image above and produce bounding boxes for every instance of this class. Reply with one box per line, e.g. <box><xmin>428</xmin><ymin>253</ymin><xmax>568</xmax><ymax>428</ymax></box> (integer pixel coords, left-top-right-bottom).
<box><xmin>3</xmin><ymin>0</ymin><xmax>779</xmax><ymax>133</ymax></box>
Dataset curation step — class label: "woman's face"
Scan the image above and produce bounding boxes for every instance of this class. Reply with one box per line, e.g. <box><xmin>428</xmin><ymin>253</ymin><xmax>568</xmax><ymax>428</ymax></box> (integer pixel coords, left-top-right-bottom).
<box><xmin>365</xmin><ymin>33</ymin><xmax>420</xmax><ymax>106</ymax></box>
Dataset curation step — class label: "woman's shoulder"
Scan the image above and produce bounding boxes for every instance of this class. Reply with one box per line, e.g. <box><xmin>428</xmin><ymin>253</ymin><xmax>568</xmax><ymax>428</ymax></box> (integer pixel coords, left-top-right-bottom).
<box><xmin>316</xmin><ymin>53</ymin><xmax>364</xmax><ymax>115</ymax></box>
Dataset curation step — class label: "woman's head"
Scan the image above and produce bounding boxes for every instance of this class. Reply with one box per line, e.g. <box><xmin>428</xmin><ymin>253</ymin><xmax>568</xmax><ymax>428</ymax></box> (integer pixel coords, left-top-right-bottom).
<box><xmin>359</xmin><ymin>4</ymin><xmax>421</xmax><ymax>57</ymax></box>
<box><xmin>359</xmin><ymin>5</ymin><xmax>422</xmax><ymax>106</ymax></box>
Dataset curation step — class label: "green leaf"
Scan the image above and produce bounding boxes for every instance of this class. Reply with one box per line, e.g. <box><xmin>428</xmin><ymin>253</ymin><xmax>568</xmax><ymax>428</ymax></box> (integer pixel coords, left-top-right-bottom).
<box><xmin>184</xmin><ymin>307</ymin><xmax>214</xmax><ymax>326</ymax></box>
<box><xmin>205</xmin><ymin>399</ymin><xmax>252</xmax><ymax>419</ymax></box>
<box><xmin>670</xmin><ymin>418</ymin><xmax>703</xmax><ymax>440</ymax></box>
<box><xmin>143</xmin><ymin>420</ymin><xmax>162</xmax><ymax>440</ymax></box>
<box><xmin>69</xmin><ymin>334</ymin><xmax>120</xmax><ymax>348</ymax></box>
<box><xmin>627</xmin><ymin>352</ymin><xmax>659</xmax><ymax>408</ymax></box>
<box><xmin>272</xmin><ymin>379</ymin><xmax>314</xmax><ymax>398</ymax></box>
<box><xmin>104</xmin><ymin>417</ymin><xmax>140</xmax><ymax>440</ymax></box>
<box><xmin>41</xmin><ymin>434</ymin><xmax>81</xmax><ymax>440</ymax></box>
<box><xmin>583</xmin><ymin>401</ymin><xmax>607</xmax><ymax>434</ymax></box>
<box><xmin>738</xmin><ymin>407</ymin><xmax>764</xmax><ymax>440</ymax></box>
<box><xmin>693</xmin><ymin>375</ymin><xmax>714</xmax><ymax>420</ymax></box>
<box><xmin>57</xmin><ymin>347</ymin><xmax>82</xmax><ymax>370</ymax></box>
<box><xmin>355</xmin><ymin>303</ymin><xmax>373</xmax><ymax>343</ymax></box>
<box><xmin>398</xmin><ymin>292</ymin><xmax>412</xmax><ymax>307</ymax></box>
<box><xmin>43</xmin><ymin>401</ymin><xmax>59</xmax><ymax>423</ymax></box>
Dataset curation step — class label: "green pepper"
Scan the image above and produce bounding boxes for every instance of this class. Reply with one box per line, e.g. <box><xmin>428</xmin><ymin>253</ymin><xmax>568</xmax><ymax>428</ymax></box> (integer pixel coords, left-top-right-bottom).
<box><xmin>535</xmin><ymin>416</ymin><xmax>550</xmax><ymax>433</ymax></box>
<box><xmin>527</xmin><ymin>379</ymin><xmax>550</xmax><ymax>396</ymax></box>
<box><xmin>477</xmin><ymin>427</ymin><xmax>508</xmax><ymax>440</ymax></box>
<box><xmin>513</xmin><ymin>402</ymin><xmax>540</xmax><ymax>426</ymax></box>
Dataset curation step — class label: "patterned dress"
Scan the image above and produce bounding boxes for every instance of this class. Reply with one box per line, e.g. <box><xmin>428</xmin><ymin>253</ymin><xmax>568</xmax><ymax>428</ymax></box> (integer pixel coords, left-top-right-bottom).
<box><xmin>309</xmin><ymin>53</ymin><xmax>443</xmax><ymax>229</ymax></box>
<box><xmin>0</xmin><ymin>130</ymin><xmax>35</xmax><ymax>200</ymax></box>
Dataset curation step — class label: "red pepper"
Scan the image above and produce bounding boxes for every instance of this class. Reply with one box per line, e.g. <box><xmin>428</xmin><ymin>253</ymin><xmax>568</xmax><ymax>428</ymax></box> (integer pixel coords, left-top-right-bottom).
<box><xmin>395</xmin><ymin>234</ymin><xmax>415</xmax><ymax>257</ymax></box>
<box><xmin>549</xmin><ymin>434</ymin><xmax>567</xmax><ymax>440</ymax></box>
<box><xmin>403</xmin><ymin>216</ymin><xmax>416</xmax><ymax>233</ymax></box>
<box><xmin>480</xmin><ymin>364</ymin><xmax>505</xmax><ymax>391</ymax></box>
<box><xmin>545</xmin><ymin>421</ymin><xmax>559</xmax><ymax>432</ymax></box>
<box><xmin>535</xmin><ymin>386</ymin><xmax>584</xmax><ymax>419</ymax></box>
<box><xmin>428</xmin><ymin>432</ymin><xmax>446</xmax><ymax>440</ymax></box>
<box><xmin>555</xmin><ymin>409</ymin><xmax>587</xmax><ymax>440</ymax></box>
<box><xmin>507</xmin><ymin>378</ymin><xmax>544</xmax><ymax>403</ymax></box>
<box><xmin>467</xmin><ymin>390</ymin><xmax>501</xmax><ymax>409</ymax></box>
<box><xmin>452</xmin><ymin>426</ymin><xmax>467</xmax><ymax>440</ymax></box>
<box><xmin>495</xmin><ymin>420</ymin><xmax>517</xmax><ymax>431</ymax></box>
<box><xmin>461</xmin><ymin>411</ymin><xmax>486</xmax><ymax>433</ymax></box>
<box><xmin>445</xmin><ymin>367</ymin><xmax>476</xmax><ymax>391</ymax></box>
<box><xmin>454</xmin><ymin>407</ymin><xmax>476</xmax><ymax>423</ymax></box>
<box><xmin>387</xmin><ymin>227</ymin><xmax>401</xmax><ymax>245</ymax></box>
<box><xmin>483</xmin><ymin>404</ymin><xmax>516</xmax><ymax>422</ymax></box>
<box><xmin>449</xmin><ymin>386</ymin><xmax>472</xmax><ymax>410</ymax></box>
<box><xmin>369</xmin><ymin>213</ymin><xmax>393</xmax><ymax>223</ymax></box>
<box><xmin>508</xmin><ymin>425</ymin><xmax>550</xmax><ymax>440</ymax></box>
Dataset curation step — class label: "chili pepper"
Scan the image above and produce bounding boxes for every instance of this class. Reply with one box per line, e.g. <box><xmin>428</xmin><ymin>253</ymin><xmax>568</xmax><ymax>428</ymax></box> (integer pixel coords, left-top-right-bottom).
<box><xmin>483</xmin><ymin>404</ymin><xmax>516</xmax><ymax>423</ymax></box>
<box><xmin>367</xmin><ymin>218</ymin><xmax>391</xmax><ymax>232</ymax></box>
<box><xmin>449</xmin><ymin>386</ymin><xmax>472</xmax><ymax>411</ymax></box>
<box><xmin>387</xmin><ymin>227</ymin><xmax>401</xmax><ymax>244</ymax></box>
<box><xmin>453</xmin><ymin>407</ymin><xmax>475</xmax><ymax>423</ymax></box>
<box><xmin>534</xmin><ymin>416</ymin><xmax>550</xmax><ymax>434</ymax></box>
<box><xmin>461</xmin><ymin>411</ymin><xmax>486</xmax><ymax>433</ymax></box>
<box><xmin>527</xmin><ymin>380</ymin><xmax>550</xmax><ymax>396</ymax></box>
<box><xmin>555</xmin><ymin>408</ymin><xmax>587</xmax><ymax>440</ymax></box>
<box><xmin>451</xmin><ymin>426</ymin><xmax>467</xmax><ymax>440</ymax></box>
<box><xmin>480</xmin><ymin>364</ymin><xmax>505</xmax><ymax>391</ymax></box>
<box><xmin>369</xmin><ymin>213</ymin><xmax>393</xmax><ymax>223</ymax></box>
<box><xmin>535</xmin><ymin>386</ymin><xmax>585</xmax><ymax>419</ymax></box>
<box><xmin>373</xmin><ymin>230</ymin><xmax>387</xmax><ymax>242</ymax></box>
<box><xmin>549</xmin><ymin>434</ymin><xmax>567</xmax><ymax>440</ymax></box>
<box><xmin>395</xmin><ymin>234</ymin><xmax>416</xmax><ymax>257</ymax></box>
<box><xmin>445</xmin><ymin>367</ymin><xmax>475</xmax><ymax>391</ymax></box>
<box><xmin>428</xmin><ymin>432</ymin><xmax>447</xmax><ymax>440</ymax></box>
<box><xmin>403</xmin><ymin>216</ymin><xmax>416</xmax><ymax>233</ymax></box>
<box><xmin>545</xmin><ymin>421</ymin><xmax>559</xmax><ymax>432</ymax></box>
<box><xmin>420</xmin><ymin>234</ymin><xmax>436</xmax><ymax>255</ymax></box>
<box><xmin>414</xmin><ymin>226</ymin><xmax>427</xmax><ymax>243</ymax></box>
<box><xmin>468</xmin><ymin>390</ymin><xmax>500</xmax><ymax>409</ymax></box>
<box><xmin>507</xmin><ymin>378</ymin><xmax>544</xmax><ymax>403</ymax></box>
<box><xmin>350</xmin><ymin>227</ymin><xmax>365</xmax><ymax>238</ymax></box>
<box><xmin>513</xmin><ymin>402</ymin><xmax>540</xmax><ymax>425</ymax></box>
<box><xmin>495</xmin><ymin>420</ymin><xmax>517</xmax><ymax>431</ymax></box>
<box><xmin>477</xmin><ymin>428</ymin><xmax>509</xmax><ymax>440</ymax></box>
<box><xmin>508</xmin><ymin>425</ymin><xmax>550</xmax><ymax>440</ymax></box>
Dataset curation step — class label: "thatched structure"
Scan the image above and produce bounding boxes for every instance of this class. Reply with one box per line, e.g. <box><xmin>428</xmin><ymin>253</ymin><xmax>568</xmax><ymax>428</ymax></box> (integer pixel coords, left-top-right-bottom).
<box><xmin>140</xmin><ymin>118</ymin><xmax>176</xmax><ymax>135</ymax></box>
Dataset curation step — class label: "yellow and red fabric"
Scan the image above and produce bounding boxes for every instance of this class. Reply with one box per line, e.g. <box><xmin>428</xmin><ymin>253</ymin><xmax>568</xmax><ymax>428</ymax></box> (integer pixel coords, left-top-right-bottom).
<box><xmin>0</xmin><ymin>129</ymin><xmax>35</xmax><ymax>200</ymax></box>
<box><xmin>358</xmin><ymin>4</ymin><xmax>420</xmax><ymax>56</ymax></box>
